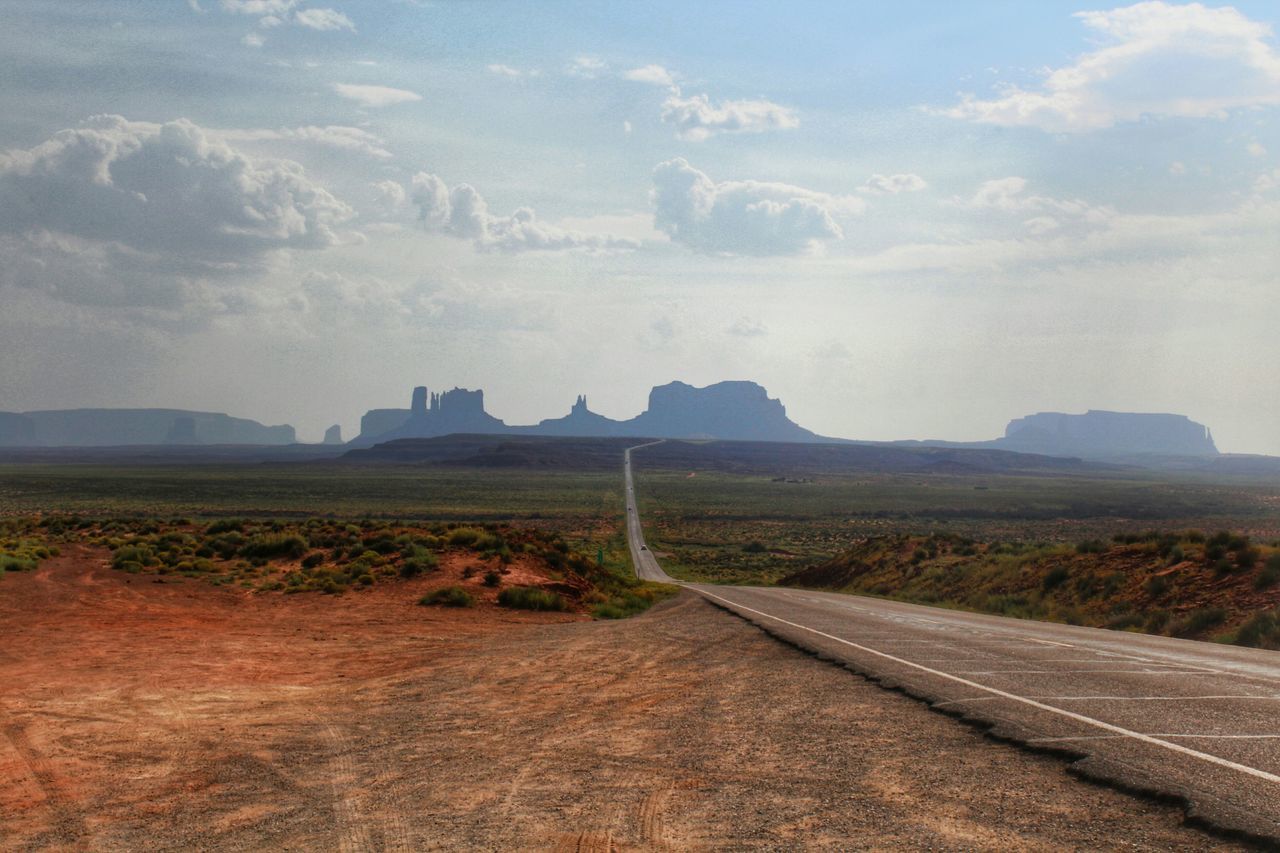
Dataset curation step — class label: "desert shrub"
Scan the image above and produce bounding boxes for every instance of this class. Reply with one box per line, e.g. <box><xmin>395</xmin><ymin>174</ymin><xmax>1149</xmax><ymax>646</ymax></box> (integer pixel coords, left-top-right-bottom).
<box><xmin>0</xmin><ymin>556</ymin><xmax>37</xmax><ymax>573</ymax></box>
<box><xmin>361</xmin><ymin>535</ymin><xmax>399</xmax><ymax>555</ymax></box>
<box><xmin>1235</xmin><ymin>547</ymin><xmax>1260</xmax><ymax>571</ymax></box>
<box><xmin>1145</xmin><ymin>574</ymin><xmax>1170</xmax><ymax>598</ymax></box>
<box><xmin>742</xmin><ymin>541</ymin><xmax>767</xmax><ymax>554</ymax></box>
<box><xmin>1144</xmin><ymin>610</ymin><xmax>1170</xmax><ymax>632</ymax></box>
<box><xmin>399</xmin><ymin>551</ymin><xmax>438</xmax><ymax>578</ymax></box>
<box><xmin>205</xmin><ymin>518</ymin><xmax>245</xmax><ymax>535</ymax></box>
<box><xmin>498</xmin><ymin>586</ymin><xmax>569</xmax><ymax>612</ymax></box>
<box><xmin>112</xmin><ymin>545</ymin><xmax>156</xmax><ymax>568</ymax></box>
<box><xmin>446</xmin><ymin>527</ymin><xmax>482</xmax><ymax>548</ymax></box>
<box><xmin>1255</xmin><ymin>555</ymin><xmax>1280</xmax><ymax>591</ymax></box>
<box><xmin>593</xmin><ymin>591</ymin><xmax>659</xmax><ymax>619</ymax></box>
<box><xmin>1170</xmin><ymin>607</ymin><xmax>1228</xmax><ymax>638</ymax></box>
<box><xmin>239</xmin><ymin>534</ymin><xmax>308</xmax><ymax>561</ymax></box>
<box><xmin>1231</xmin><ymin>609</ymin><xmax>1280</xmax><ymax>649</ymax></box>
<box><xmin>1041</xmin><ymin>566</ymin><xmax>1070</xmax><ymax>591</ymax></box>
<box><xmin>1073</xmin><ymin>573</ymin><xmax>1099</xmax><ymax>599</ymax></box>
<box><xmin>419</xmin><ymin>586</ymin><xmax>473</xmax><ymax>607</ymax></box>
<box><xmin>1076</xmin><ymin>539</ymin><xmax>1107</xmax><ymax>554</ymax></box>
<box><xmin>301</xmin><ymin>552</ymin><xmax>325</xmax><ymax>569</ymax></box>
<box><xmin>1166</xmin><ymin>545</ymin><xmax>1184</xmax><ymax>565</ymax></box>
<box><xmin>1106</xmin><ymin>612</ymin><xmax>1145</xmax><ymax>631</ymax></box>
<box><xmin>1207</xmin><ymin>530</ymin><xmax>1232</xmax><ymax>548</ymax></box>
<box><xmin>1211</xmin><ymin>558</ymin><xmax>1235</xmax><ymax>577</ymax></box>
<box><xmin>483</xmin><ymin>569</ymin><xmax>502</xmax><ymax>587</ymax></box>
<box><xmin>1102</xmin><ymin>572</ymin><xmax>1126</xmax><ymax>596</ymax></box>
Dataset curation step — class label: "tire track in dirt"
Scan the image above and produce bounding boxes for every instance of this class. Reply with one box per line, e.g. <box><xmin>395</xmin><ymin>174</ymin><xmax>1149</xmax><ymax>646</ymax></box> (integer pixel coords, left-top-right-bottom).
<box><xmin>367</xmin><ymin>767</ymin><xmax>415</xmax><ymax>851</ymax></box>
<box><xmin>552</xmin><ymin>828</ymin><xmax>614</xmax><ymax>852</ymax></box>
<box><xmin>321</xmin><ymin>721</ymin><xmax>375</xmax><ymax>852</ymax></box>
<box><xmin>0</xmin><ymin>717</ymin><xmax>90</xmax><ymax>844</ymax></box>
<box><xmin>637</xmin><ymin>783</ymin><xmax>672</xmax><ymax>848</ymax></box>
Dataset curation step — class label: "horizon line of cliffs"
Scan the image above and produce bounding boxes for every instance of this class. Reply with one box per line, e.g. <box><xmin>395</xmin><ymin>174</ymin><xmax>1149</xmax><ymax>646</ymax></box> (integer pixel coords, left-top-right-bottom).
<box><xmin>0</xmin><ymin>379</ymin><xmax>1221</xmax><ymax>459</ymax></box>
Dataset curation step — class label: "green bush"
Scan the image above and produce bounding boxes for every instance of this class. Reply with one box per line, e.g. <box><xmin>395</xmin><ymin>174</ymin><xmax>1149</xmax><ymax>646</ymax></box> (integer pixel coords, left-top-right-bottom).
<box><xmin>1076</xmin><ymin>539</ymin><xmax>1107</xmax><ymax>554</ymax></box>
<box><xmin>239</xmin><ymin>534</ymin><xmax>308</xmax><ymax>561</ymax></box>
<box><xmin>498</xmin><ymin>586</ymin><xmax>569</xmax><ymax>612</ymax></box>
<box><xmin>1041</xmin><ymin>566</ymin><xmax>1070</xmax><ymax>591</ymax></box>
<box><xmin>205</xmin><ymin>518</ymin><xmax>246</xmax><ymax>535</ymax></box>
<box><xmin>446</xmin><ymin>527</ymin><xmax>482</xmax><ymax>548</ymax></box>
<box><xmin>1170</xmin><ymin>607</ymin><xmax>1228</xmax><ymax>637</ymax></box>
<box><xmin>419</xmin><ymin>585</ymin><xmax>474</xmax><ymax>607</ymax></box>
<box><xmin>1256</xmin><ymin>555</ymin><xmax>1280</xmax><ymax>591</ymax></box>
<box><xmin>1231</xmin><ymin>609</ymin><xmax>1280</xmax><ymax>649</ymax></box>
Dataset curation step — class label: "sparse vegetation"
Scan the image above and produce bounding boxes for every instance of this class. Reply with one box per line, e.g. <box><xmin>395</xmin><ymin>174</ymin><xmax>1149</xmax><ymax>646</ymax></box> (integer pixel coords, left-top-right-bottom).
<box><xmin>419</xmin><ymin>586</ymin><xmax>473</xmax><ymax>608</ymax></box>
<box><xmin>781</xmin><ymin>529</ymin><xmax>1280</xmax><ymax>646</ymax></box>
<box><xmin>498</xmin><ymin>586</ymin><xmax>569</xmax><ymax>612</ymax></box>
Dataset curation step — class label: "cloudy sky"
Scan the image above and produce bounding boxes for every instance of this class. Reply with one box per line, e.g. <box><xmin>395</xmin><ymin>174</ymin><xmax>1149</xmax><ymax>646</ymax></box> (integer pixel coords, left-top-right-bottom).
<box><xmin>2</xmin><ymin>1</ymin><xmax>1278</xmax><ymax>452</ymax></box>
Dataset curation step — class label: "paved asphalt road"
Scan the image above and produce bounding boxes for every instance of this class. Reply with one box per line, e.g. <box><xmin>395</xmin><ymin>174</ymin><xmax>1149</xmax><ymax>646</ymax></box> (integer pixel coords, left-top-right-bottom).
<box><xmin>623</xmin><ymin>443</ymin><xmax>1280</xmax><ymax>843</ymax></box>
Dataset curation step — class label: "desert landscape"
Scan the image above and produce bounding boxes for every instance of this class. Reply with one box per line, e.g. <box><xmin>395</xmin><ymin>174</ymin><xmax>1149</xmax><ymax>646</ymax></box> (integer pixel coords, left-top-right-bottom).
<box><xmin>0</xmin><ymin>546</ymin><xmax>1239</xmax><ymax>850</ymax></box>
<box><xmin>5</xmin><ymin>1</ymin><xmax>1280</xmax><ymax>848</ymax></box>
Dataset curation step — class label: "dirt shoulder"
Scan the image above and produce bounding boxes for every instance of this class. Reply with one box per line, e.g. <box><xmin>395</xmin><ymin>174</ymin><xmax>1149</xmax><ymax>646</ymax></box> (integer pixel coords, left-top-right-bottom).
<box><xmin>0</xmin><ymin>552</ymin><xmax>1237</xmax><ymax>850</ymax></box>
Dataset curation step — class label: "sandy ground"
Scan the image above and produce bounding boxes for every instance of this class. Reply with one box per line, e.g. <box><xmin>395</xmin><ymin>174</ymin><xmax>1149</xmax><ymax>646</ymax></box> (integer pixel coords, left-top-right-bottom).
<box><xmin>0</xmin><ymin>549</ymin><xmax>1239</xmax><ymax>851</ymax></box>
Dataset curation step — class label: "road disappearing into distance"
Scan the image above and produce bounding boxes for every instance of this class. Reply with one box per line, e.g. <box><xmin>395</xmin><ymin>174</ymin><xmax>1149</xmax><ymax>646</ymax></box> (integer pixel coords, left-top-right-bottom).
<box><xmin>623</xmin><ymin>443</ymin><xmax>1280</xmax><ymax>843</ymax></box>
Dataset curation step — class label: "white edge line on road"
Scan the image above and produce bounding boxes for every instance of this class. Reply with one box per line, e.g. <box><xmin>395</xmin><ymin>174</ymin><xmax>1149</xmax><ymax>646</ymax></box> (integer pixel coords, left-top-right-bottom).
<box><xmin>693</xmin><ymin>587</ymin><xmax>1280</xmax><ymax>786</ymax></box>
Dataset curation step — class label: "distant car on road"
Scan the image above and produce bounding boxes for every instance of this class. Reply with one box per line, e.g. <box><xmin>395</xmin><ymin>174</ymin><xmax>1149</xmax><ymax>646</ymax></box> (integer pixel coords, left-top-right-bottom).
<box><xmin>640</xmin><ymin>546</ymin><xmax>647</xmax><ymax>551</ymax></box>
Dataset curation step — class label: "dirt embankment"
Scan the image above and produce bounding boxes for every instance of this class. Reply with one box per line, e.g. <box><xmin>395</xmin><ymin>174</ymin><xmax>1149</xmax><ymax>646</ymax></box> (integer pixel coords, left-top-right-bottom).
<box><xmin>0</xmin><ymin>550</ymin><xmax>1237</xmax><ymax>850</ymax></box>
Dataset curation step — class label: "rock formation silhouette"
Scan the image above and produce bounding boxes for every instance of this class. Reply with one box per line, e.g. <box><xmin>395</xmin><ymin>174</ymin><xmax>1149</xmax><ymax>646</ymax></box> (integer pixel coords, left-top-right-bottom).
<box><xmin>0</xmin><ymin>409</ymin><xmax>295</xmax><ymax>447</ymax></box>
<box><xmin>350</xmin><ymin>380</ymin><xmax>824</xmax><ymax>445</ymax></box>
<box><xmin>997</xmin><ymin>410</ymin><xmax>1218</xmax><ymax>458</ymax></box>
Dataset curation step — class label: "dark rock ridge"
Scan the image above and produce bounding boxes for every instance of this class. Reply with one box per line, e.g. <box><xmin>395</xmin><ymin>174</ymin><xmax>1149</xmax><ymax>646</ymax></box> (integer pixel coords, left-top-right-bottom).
<box><xmin>0</xmin><ymin>409</ymin><xmax>295</xmax><ymax>447</ymax></box>
<box><xmin>998</xmin><ymin>410</ymin><xmax>1217</xmax><ymax>458</ymax></box>
<box><xmin>350</xmin><ymin>380</ymin><xmax>825</xmax><ymax>446</ymax></box>
<box><xmin>887</xmin><ymin>409</ymin><xmax>1220</xmax><ymax>461</ymax></box>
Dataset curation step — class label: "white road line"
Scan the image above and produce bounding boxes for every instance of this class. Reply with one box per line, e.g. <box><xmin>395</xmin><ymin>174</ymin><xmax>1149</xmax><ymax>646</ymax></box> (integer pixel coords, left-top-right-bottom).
<box><xmin>783</xmin><ymin>592</ymin><xmax>1279</xmax><ymax>682</ymax></box>
<box><xmin>954</xmin><ymin>669</ymin><xmax>1216</xmax><ymax>675</ymax></box>
<box><xmin>693</xmin><ymin>587</ymin><xmax>1280</xmax><ymax>787</ymax></box>
<box><xmin>936</xmin><ymin>695</ymin><xmax>1280</xmax><ymax>706</ymax></box>
<box><xmin>1033</xmin><ymin>735</ymin><xmax>1280</xmax><ymax>743</ymax></box>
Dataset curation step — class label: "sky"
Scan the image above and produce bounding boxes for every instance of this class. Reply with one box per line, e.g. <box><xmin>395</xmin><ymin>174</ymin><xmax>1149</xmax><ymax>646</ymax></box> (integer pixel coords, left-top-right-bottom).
<box><xmin>1</xmin><ymin>1</ymin><xmax>1278</xmax><ymax>452</ymax></box>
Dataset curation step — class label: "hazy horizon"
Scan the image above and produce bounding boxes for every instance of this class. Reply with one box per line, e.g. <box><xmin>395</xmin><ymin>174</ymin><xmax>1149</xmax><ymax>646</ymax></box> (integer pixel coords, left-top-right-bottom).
<box><xmin>3</xmin><ymin>1</ymin><xmax>1278</xmax><ymax>452</ymax></box>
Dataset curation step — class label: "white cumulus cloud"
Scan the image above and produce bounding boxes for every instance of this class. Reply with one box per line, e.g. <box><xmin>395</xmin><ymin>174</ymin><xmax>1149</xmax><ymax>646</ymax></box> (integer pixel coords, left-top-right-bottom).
<box><xmin>220</xmin><ymin>0</ymin><xmax>296</xmax><ymax>14</ymax></box>
<box><xmin>0</xmin><ymin>115</ymin><xmax>352</xmax><ymax>256</ymax></box>
<box><xmin>332</xmin><ymin>83</ymin><xmax>422</xmax><ymax>108</ymax></box>
<box><xmin>0</xmin><ymin>115</ymin><xmax>353</xmax><ymax>315</ymax></box>
<box><xmin>941</xmin><ymin>1</ymin><xmax>1280</xmax><ymax>132</ymax></box>
<box><xmin>566</xmin><ymin>56</ymin><xmax>608</xmax><ymax>78</ymax></box>
<box><xmin>957</xmin><ymin>176</ymin><xmax>1115</xmax><ymax>235</ymax></box>
<box><xmin>651</xmin><ymin>158</ymin><xmax>861</xmax><ymax>255</ymax></box>
<box><xmin>660</xmin><ymin>92</ymin><xmax>799</xmax><ymax>141</ymax></box>
<box><xmin>220</xmin><ymin>125</ymin><xmax>392</xmax><ymax>159</ymax></box>
<box><xmin>861</xmin><ymin>173</ymin><xmax>928</xmax><ymax>194</ymax></box>
<box><xmin>293</xmin><ymin>7</ymin><xmax>355</xmax><ymax>31</ymax></box>
<box><xmin>407</xmin><ymin>173</ymin><xmax>639</xmax><ymax>252</ymax></box>
<box><xmin>623</xmin><ymin>64</ymin><xmax>676</xmax><ymax>87</ymax></box>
